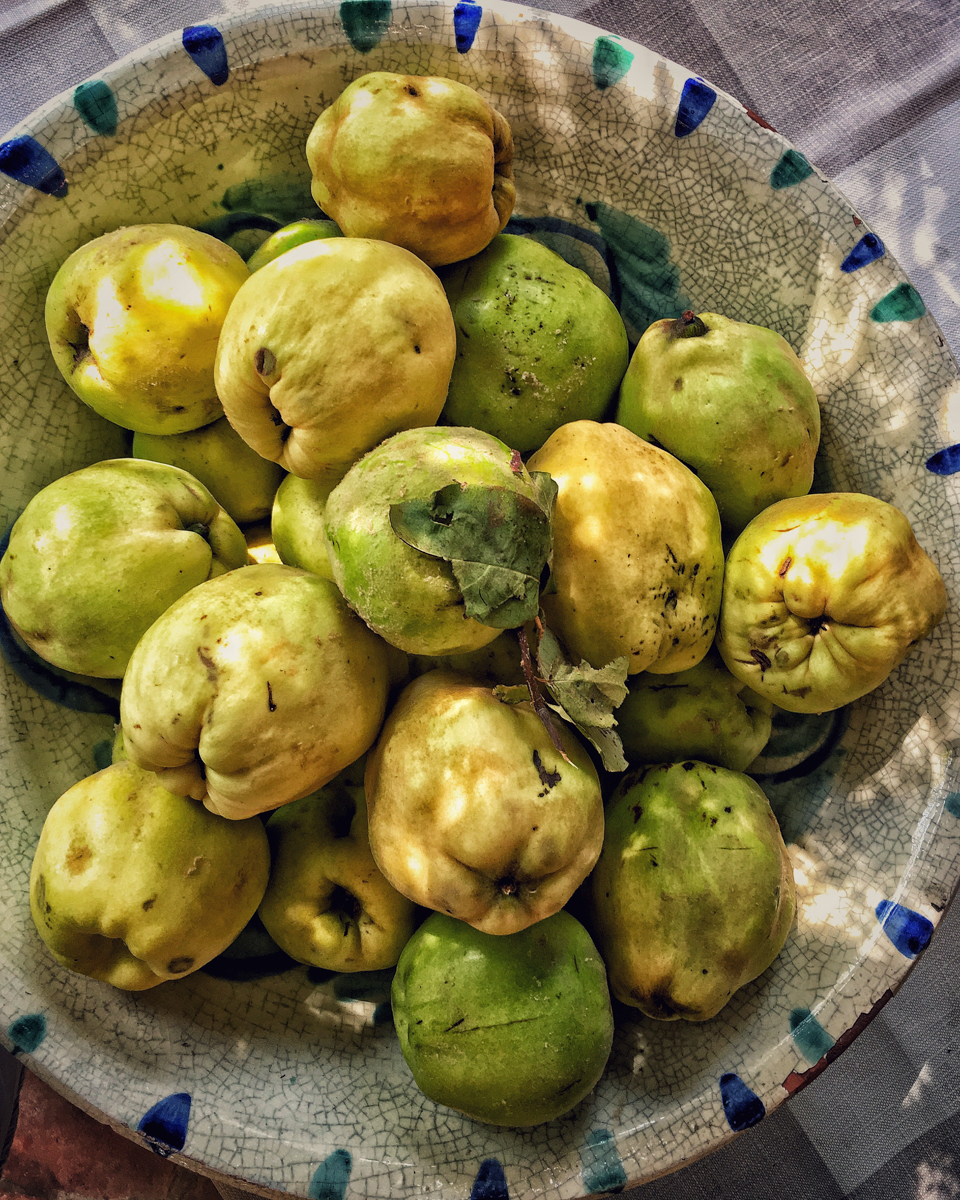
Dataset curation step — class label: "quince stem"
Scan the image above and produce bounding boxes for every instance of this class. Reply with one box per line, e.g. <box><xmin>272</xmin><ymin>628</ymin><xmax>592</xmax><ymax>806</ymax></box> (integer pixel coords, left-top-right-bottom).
<box><xmin>672</xmin><ymin>310</ymin><xmax>708</xmax><ymax>338</ymax></box>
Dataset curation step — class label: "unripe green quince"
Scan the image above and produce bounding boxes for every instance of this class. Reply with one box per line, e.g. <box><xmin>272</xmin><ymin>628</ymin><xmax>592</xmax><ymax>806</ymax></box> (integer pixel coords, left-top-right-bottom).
<box><xmin>258</xmin><ymin>779</ymin><xmax>418</xmax><ymax>972</ymax></box>
<box><xmin>618</xmin><ymin>648</ymin><xmax>773</xmax><ymax>771</ymax></box>
<box><xmin>30</xmin><ymin>759</ymin><xmax>270</xmax><ymax>990</ymax></box>
<box><xmin>392</xmin><ymin>911</ymin><xmax>613</xmax><ymax>1126</ymax></box>
<box><xmin>245</xmin><ymin>218</ymin><xmax>342</xmax><ymax>272</ymax></box>
<box><xmin>717</xmin><ymin>492</ymin><xmax>947</xmax><ymax>713</ymax></box>
<box><xmin>439</xmin><ymin>234</ymin><xmax>629</xmax><ymax>451</ymax></box>
<box><xmin>616</xmin><ymin>311</ymin><xmax>821</xmax><ymax>533</ymax></box>
<box><xmin>365</xmin><ymin>671</ymin><xmax>604</xmax><ymax>935</ymax></box>
<box><xmin>120</xmin><ymin>563</ymin><xmax>391</xmax><ymax>820</ymax></box>
<box><xmin>270</xmin><ymin>472</ymin><xmax>337</xmax><ymax>581</ymax></box>
<box><xmin>214</xmin><ymin>238</ymin><xmax>456</xmax><ymax>481</ymax></box>
<box><xmin>527</xmin><ymin>420</ymin><xmax>723</xmax><ymax>674</ymax></box>
<box><xmin>587</xmin><ymin>761</ymin><xmax>795</xmax><ymax>1021</ymax></box>
<box><xmin>132</xmin><ymin>416</ymin><xmax>285</xmax><ymax>525</ymax></box>
<box><xmin>0</xmin><ymin>458</ymin><xmax>248</xmax><ymax>678</ymax></box>
<box><xmin>44</xmin><ymin>224</ymin><xmax>249</xmax><ymax>434</ymax></box>
<box><xmin>306</xmin><ymin>72</ymin><xmax>515</xmax><ymax>268</ymax></box>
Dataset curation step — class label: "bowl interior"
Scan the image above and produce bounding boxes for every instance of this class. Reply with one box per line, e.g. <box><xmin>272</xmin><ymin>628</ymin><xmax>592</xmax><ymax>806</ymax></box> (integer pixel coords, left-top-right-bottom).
<box><xmin>2</xmin><ymin>2</ymin><xmax>960</xmax><ymax>1197</ymax></box>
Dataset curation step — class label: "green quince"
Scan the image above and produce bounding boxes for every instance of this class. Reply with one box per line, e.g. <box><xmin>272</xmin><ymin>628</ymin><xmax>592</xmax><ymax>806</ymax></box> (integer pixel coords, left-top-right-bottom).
<box><xmin>616</xmin><ymin>311</ymin><xmax>821</xmax><ymax>532</ymax></box>
<box><xmin>364</xmin><ymin>671</ymin><xmax>603</xmax><ymax>935</ymax></box>
<box><xmin>270</xmin><ymin>472</ymin><xmax>337</xmax><ymax>581</ymax></box>
<box><xmin>391</xmin><ymin>911</ymin><xmax>613</xmax><ymax>1126</ymax></box>
<box><xmin>306</xmin><ymin>72</ymin><xmax>515</xmax><ymax>268</ymax></box>
<box><xmin>0</xmin><ymin>458</ymin><xmax>248</xmax><ymax>678</ymax></box>
<box><xmin>618</xmin><ymin>648</ymin><xmax>773</xmax><ymax>771</ymax></box>
<box><xmin>258</xmin><ymin>778</ymin><xmax>418</xmax><ymax>972</ymax></box>
<box><xmin>30</xmin><ymin>759</ymin><xmax>270</xmax><ymax>990</ymax></box>
<box><xmin>214</xmin><ymin>237</ymin><xmax>456</xmax><ymax>482</ymax></box>
<box><xmin>527</xmin><ymin>420</ymin><xmax>724</xmax><ymax>674</ymax></box>
<box><xmin>120</xmin><ymin>563</ymin><xmax>391</xmax><ymax>819</ymax></box>
<box><xmin>587</xmin><ymin>761</ymin><xmax>795</xmax><ymax>1021</ymax></box>
<box><xmin>439</xmin><ymin>234</ymin><xmax>629</xmax><ymax>451</ymax></box>
<box><xmin>245</xmin><ymin>218</ymin><xmax>342</xmax><ymax>272</ymax></box>
<box><xmin>717</xmin><ymin>492</ymin><xmax>947</xmax><ymax>713</ymax></box>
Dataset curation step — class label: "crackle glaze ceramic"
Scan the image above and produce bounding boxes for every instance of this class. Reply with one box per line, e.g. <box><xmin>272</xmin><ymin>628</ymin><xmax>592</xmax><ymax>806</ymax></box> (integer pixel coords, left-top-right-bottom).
<box><xmin>2</xmin><ymin>3</ymin><xmax>960</xmax><ymax>1197</ymax></box>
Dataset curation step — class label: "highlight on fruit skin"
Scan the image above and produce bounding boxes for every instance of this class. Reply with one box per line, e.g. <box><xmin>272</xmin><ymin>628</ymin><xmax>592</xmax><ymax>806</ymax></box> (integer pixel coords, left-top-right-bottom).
<box><xmin>306</xmin><ymin>71</ymin><xmax>516</xmax><ymax>268</ymax></box>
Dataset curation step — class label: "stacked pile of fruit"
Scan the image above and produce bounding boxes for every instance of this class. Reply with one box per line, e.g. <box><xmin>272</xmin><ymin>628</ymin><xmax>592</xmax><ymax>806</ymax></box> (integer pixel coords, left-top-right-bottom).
<box><xmin>0</xmin><ymin>71</ymin><xmax>947</xmax><ymax>1128</ymax></box>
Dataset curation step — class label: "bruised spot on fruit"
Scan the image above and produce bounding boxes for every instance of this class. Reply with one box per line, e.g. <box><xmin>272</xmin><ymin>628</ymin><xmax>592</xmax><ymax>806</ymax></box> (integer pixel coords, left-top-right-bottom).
<box><xmin>197</xmin><ymin>646</ymin><xmax>218</xmax><ymax>682</ymax></box>
<box><xmin>673</xmin><ymin>377</ymin><xmax>684</xmax><ymax>391</ymax></box>
<box><xmin>266</xmin><ymin>681</ymin><xmax>277</xmax><ymax>712</ymax></box>
<box><xmin>631</xmin><ymin>804</ymin><xmax>644</xmax><ymax>822</ymax></box>
<box><xmin>255</xmin><ymin>347</ymin><xmax>277</xmax><ymax>377</ymax></box>
<box><xmin>142</xmin><ymin>896</ymin><xmax>157</xmax><ymax>911</ymax></box>
<box><xmin>68</xmin><ymin>320</ymin><xmax>91</xmax><ymax>370</ymax></box>
<box><xmin>65</xmin><ymin>842</ymin><xmax>92</xmax><ymax>873</ymax></box>
<box><xmin>532</xmin><ymin>749</ymin><xmax>561</xmax><ymax>790</ymax></box>
<box><xmin>751</xmin><ymin>649</ymin><xmax>772</xmax><ymax>671</ymax></box>
<box><xmin>777</xmin><ymin>556</ymin><xmax>793</xmax><ymax>578</ymax></box>
<box><xmin>167</xmin><ymin>956</ymin><xmax>195</xmax><ymax>974</ymax></box>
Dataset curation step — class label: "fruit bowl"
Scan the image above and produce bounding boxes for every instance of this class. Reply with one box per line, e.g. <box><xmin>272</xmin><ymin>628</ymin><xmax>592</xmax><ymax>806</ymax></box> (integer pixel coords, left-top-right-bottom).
<box><xmin>2</xmin><ymin>1</ymin><xmax>960</xmax><ymax>1195</ymax></box>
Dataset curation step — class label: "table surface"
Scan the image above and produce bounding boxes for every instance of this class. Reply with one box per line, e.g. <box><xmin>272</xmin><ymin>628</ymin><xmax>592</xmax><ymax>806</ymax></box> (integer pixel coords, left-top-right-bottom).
<box><xmin>2</xmin><ymin>0</ymin><xmax>959</xmax><ymax>1196</ymax></box>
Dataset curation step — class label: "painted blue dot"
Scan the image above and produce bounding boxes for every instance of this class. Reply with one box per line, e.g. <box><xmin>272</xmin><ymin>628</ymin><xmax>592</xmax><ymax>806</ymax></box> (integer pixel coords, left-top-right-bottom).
<box><xmin>309</xmin><ymin>1148</ymin><xmax>352</xmax><ymax>1200</ymax></box>
<box><xmin>183</xmin><ymin>25</ymin><xmax>229</xmax><ymax>86</ymax></box>
<box><xmin>0</xmin><ymin>136</ymin><xmax>67</xmax><ymax>196</ymax></box>
<box><xmin>788</xmin><ymin>1007</ymin><xmax>835</xmax><ymax>1064</ymax></box>
<box><xmin>876</xmin><ymin>900</ymin><xmax>933</xmax><ymax>958</ymax></box>
<box><xmin>471</xmin><ymin>1158</ymin><xmax>509</xmax><ymax>1200</ymax></box>
<box><xmin>453</xmin><ymin>0</ymin><xmax>482</xmax><ymax>52</ymax></box>
<box><xmin>8</xmin><ymin>1013</ymin><xmax>47</xmax><ymax>1054</ymax></box>
<box><xmin>945</xmin><ymin>792</ymin><xmax>960</xmax><ymax>817</ymax></box>
<box><xmin>137</xmin><ymin>1092</ymin><xmax>191</xmax><ymax>1157</ymax></box>
<box><xmin>581</xmin><ymin>1128</ymin><xmax>628</xmax><ymax>1193</ymax></box>
<box><xmin>925</xmin><ymin>446</ymin><xmax>960</xmax><ymax>475</ymax></box>
<box><xmin>675</xmin><ymin>79</ymin><xmax>717</xmax><ymax>137</ymax></box>
<box><xmin>719</xmin><ymin>1072</ymin><xmax>765</xmax><ymax>1131</ymax></box>
<box><xmin>841</xmin><ymin>232</ymin><xmax>885</xmax><ymax>272</ymax></box>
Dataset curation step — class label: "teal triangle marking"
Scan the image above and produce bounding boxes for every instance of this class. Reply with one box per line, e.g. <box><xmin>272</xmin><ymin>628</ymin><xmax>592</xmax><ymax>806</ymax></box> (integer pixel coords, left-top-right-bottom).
<box><xmin>581</xmin><ymin>1128</ymin><xmax>628</xmax><ymax>1193</ymax></box>
<box><xmin>340</xmin><ymin>0</ymin><xmax>392</xmax><ymax>52</ymax></box>
<box><xmin>74</xmin><ymin>81</ymin><xmax>118</xmax><ymax>136</ymax></box>
<box><xmin>945</xmin><ymin>792</ymin><xmax>960</xmax><ymax>817</ymax></box>
<box><xmin>770</xmin><ymin>149</ymin><xmax>814</xmax><ymax>190</ymax></box>
<box><xmin>870</xmin><ymin>282</ymin><xmax>926</xmax><ymax>323</ymax></box>
<box><xmin>788</xmin><ymin>1007</ymin><xmax>835</xmax><ymax>1064</ymax></box>
<box><xmin>592</xmin><ymin>37</ymin><xmax>634</xmax><ymax>90</ymax></box>
<box><xmin>309</xmin><ymin>1148</ymin><xmax>352</xmax><ymax>1200</ymax></box>
<box><xmin>8</xmin><ymin>1012</ymin><xmax>47</xmax><ymax>1054</ymax></box>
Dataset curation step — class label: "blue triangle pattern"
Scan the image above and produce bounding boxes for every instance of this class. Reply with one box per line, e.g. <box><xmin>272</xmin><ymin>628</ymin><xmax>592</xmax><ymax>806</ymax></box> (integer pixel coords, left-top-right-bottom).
<box><xmin>841</xmin><ymin>232</ymin><xmax>885</xmax><ymax>271</ymax></box>
<box><xmin>454</xmin><ymin>0</ymin><xmax>482</xmax><ymax>52</ymax></box>
<box><xmin>876</xmin><ymin>900</ymin><xmax>933</xmax><ymax>958</ymax></box>
<box><xmin>719</xmin><ymin>1072</ymin><xmax>765</xmax><ymax>1131</ymax></box>
<box><xmin>471</xmin><ymin>1158</ymin><xmax>509</xmax><ymax>1200</ymax></box>
<box><xmin>0</xmin><ymin>136</ymin><xmax>67</xmax><ymax>196</ymax></box>
<box><xmin>183</xmin><ymin>25</ymin><xmax>229</xmax><ymax>86</ymax></box>
<box><xmin>137</xmin><ymin>1092</ymin><xmax>191</xmax><ymax>1157</ymax></box>
<box><xmin>675</xmin><ymin>79</ymin><xmax>716</xmax><ymax>137</ymax></box>
<box><xmin>926</xmin><ymin>446</ymin><xmax>960</xmax><ymax>476</ymax></box>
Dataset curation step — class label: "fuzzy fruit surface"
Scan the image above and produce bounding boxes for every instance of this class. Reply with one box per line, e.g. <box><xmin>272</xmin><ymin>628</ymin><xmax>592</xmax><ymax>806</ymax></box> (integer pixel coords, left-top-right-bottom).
<box><xmin>324</xmin><ymin>426</ymin><xmax>547</xmax><ymax>656</ymax></box>
<box><xmin>30</xmin><ymin>759</ymin><xmax>270</xmax><ymax>991</ymax></box>
<box><xmin>214</xmin><ymin>237</ymin><xmax>455</xmax><ymax>482</ymax></box>
<box><xmin>392</xmin><ymin>911</ymin><xmax>613</xmax><ymax>1126</ymax></box>
<box><xmin>45</xmin><ymin>223</ymin><xmax>248</xmax><ymax>434</ymax></box>
<box><xmin>528</xmin><ymin>420</ymin><xmax>723</xmax><ymax>674</ymax></box>
<box><xmin>133</xmin><ymin>416</ymin><xmax>284</xmax><ymax>526</ymax></box>
<box><xmin>120</xmin><ymin>563</ymin><xmax>391</xmax><ymax>820</ymax></box>
<box><xmin>440</xmin><ymin>234</ymin><xmax>629</xmax><ymax>451</ymax></box>
<box><xmin>717</xmin><ymin>492</ymin><xmax>947</xmax><ymax>713</ymax></box>
<box><xmin>616</xmin><ymin>311</ymin><xmax>820</xmax><ymax>533</ymax></box>
<box><xmin>588</xmin><ymin>761</ymin><xmax>795</xmax><ymax>1021</ymax></box>
<box><xmin>306</xmin><ymin>72</ymin><xmax>515</xmax><ymax>268</ymax></box>
<box><xmin>365</xmin><ymin>670</ymin><xmax>604</xmax><ymax>935</ymax></box>
<box><xmin>0</xmin><ymin>458</ymin><xmax>247</xmax><ymax>678</ymax></box>
<box><xmin>258</xmin><ymin>779</ymin><xmax>417</xmax><ymax>972</ymax></box>
<box><xmin>618</xmin><ymin>648</ymin><xmax>773</xmax><ymax>771</ymax></box>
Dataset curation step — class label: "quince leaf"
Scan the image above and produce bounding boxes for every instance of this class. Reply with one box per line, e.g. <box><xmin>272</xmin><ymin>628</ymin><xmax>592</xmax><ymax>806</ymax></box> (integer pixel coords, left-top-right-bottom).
<box><xmin>389</xmin><ymin>476</ymin><xmax>557</xmax><ymax>628</ymax></box>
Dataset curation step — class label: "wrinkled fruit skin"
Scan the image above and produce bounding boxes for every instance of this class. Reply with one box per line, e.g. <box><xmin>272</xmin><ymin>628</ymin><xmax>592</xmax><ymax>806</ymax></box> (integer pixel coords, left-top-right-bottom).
<box><xmin>365</xmin><ymin>671</ymin><xmax>604</xmax><ymax>935</ymax></box>
<box><xmin>0</xmin><ymin>458</ymin><xmax>248</xmax><ymax>678</ymax></box>
<box><xmin>30</xmin><ymin>759</ymin><xmax>270</xmax><ymax>990</ymax></box>
<box><xmin>528</xmin><ymin>421</ymin><xmax>724</xmax><ymax>674</ymax></box>
<box><xmin>616</xmin><ymin>312</ymin><xmax>821</xmax><ymax>533</ymax></box>
<box><xmin>324</xmin><ymin>426</ymin><xmax>545</xmax><ymax>656</ymax></box>
<box><xmin>214</xmin><ymin>238</ymin><xmax>456</xmax><ymax>481</ymax></box>
<box><xmin>618</xmin><ymin>648</ymin><xmax>774</xmax><ymax>771</ymax></box>
<box><xmin>440</xmin><ymin>234</ymin><xmax>629</xmax><ymax>451</ymax></box>
<box><xmin>45</xmin><ymin>223</ymin><xmax>248</xmax><ymax>434</ymax></box>
<box><xmin>717</xmin><ymin>492</ymin><xmax>948</xmax><ymax>713</ymax></box>
<box><xmin>120</xmin><ymin>563</ymin><xmax>391</xmax><ymax>819</ymax></box>
<box><xmin>133</xmin><ymin>416</ymin><xmax>285</xmax><ymax>526</ymax></box>
<box><xmin>270</xmin><ymin>472</ymin><xmax>337</xmax><ymax>582</ymax></box>
<box><xmin>391</xmin><ymin>911</ymin><xmax>613</xmax><ymax>1126</ymax></box>
<box><xmin>306</xmin><ymin>72</ymin><xmax>515</xmax><ymax>268</ymax></box>
<box><xmin>258</xmin><ymin>778</ymin><xmax>418</xmax><ymax>972</ymax></box>
<box><xmin>588</xmin><ymin>761</ymin><xmax>795</xmax><ymax>1021</ymax></box>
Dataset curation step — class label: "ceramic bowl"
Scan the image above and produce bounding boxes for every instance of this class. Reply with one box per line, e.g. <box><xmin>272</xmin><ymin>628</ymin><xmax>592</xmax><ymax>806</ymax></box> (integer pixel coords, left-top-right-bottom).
<box><xmin>2</xmin><ymin>2</ymin><xmax>960</xmax><ymax>1196</ymax></box>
